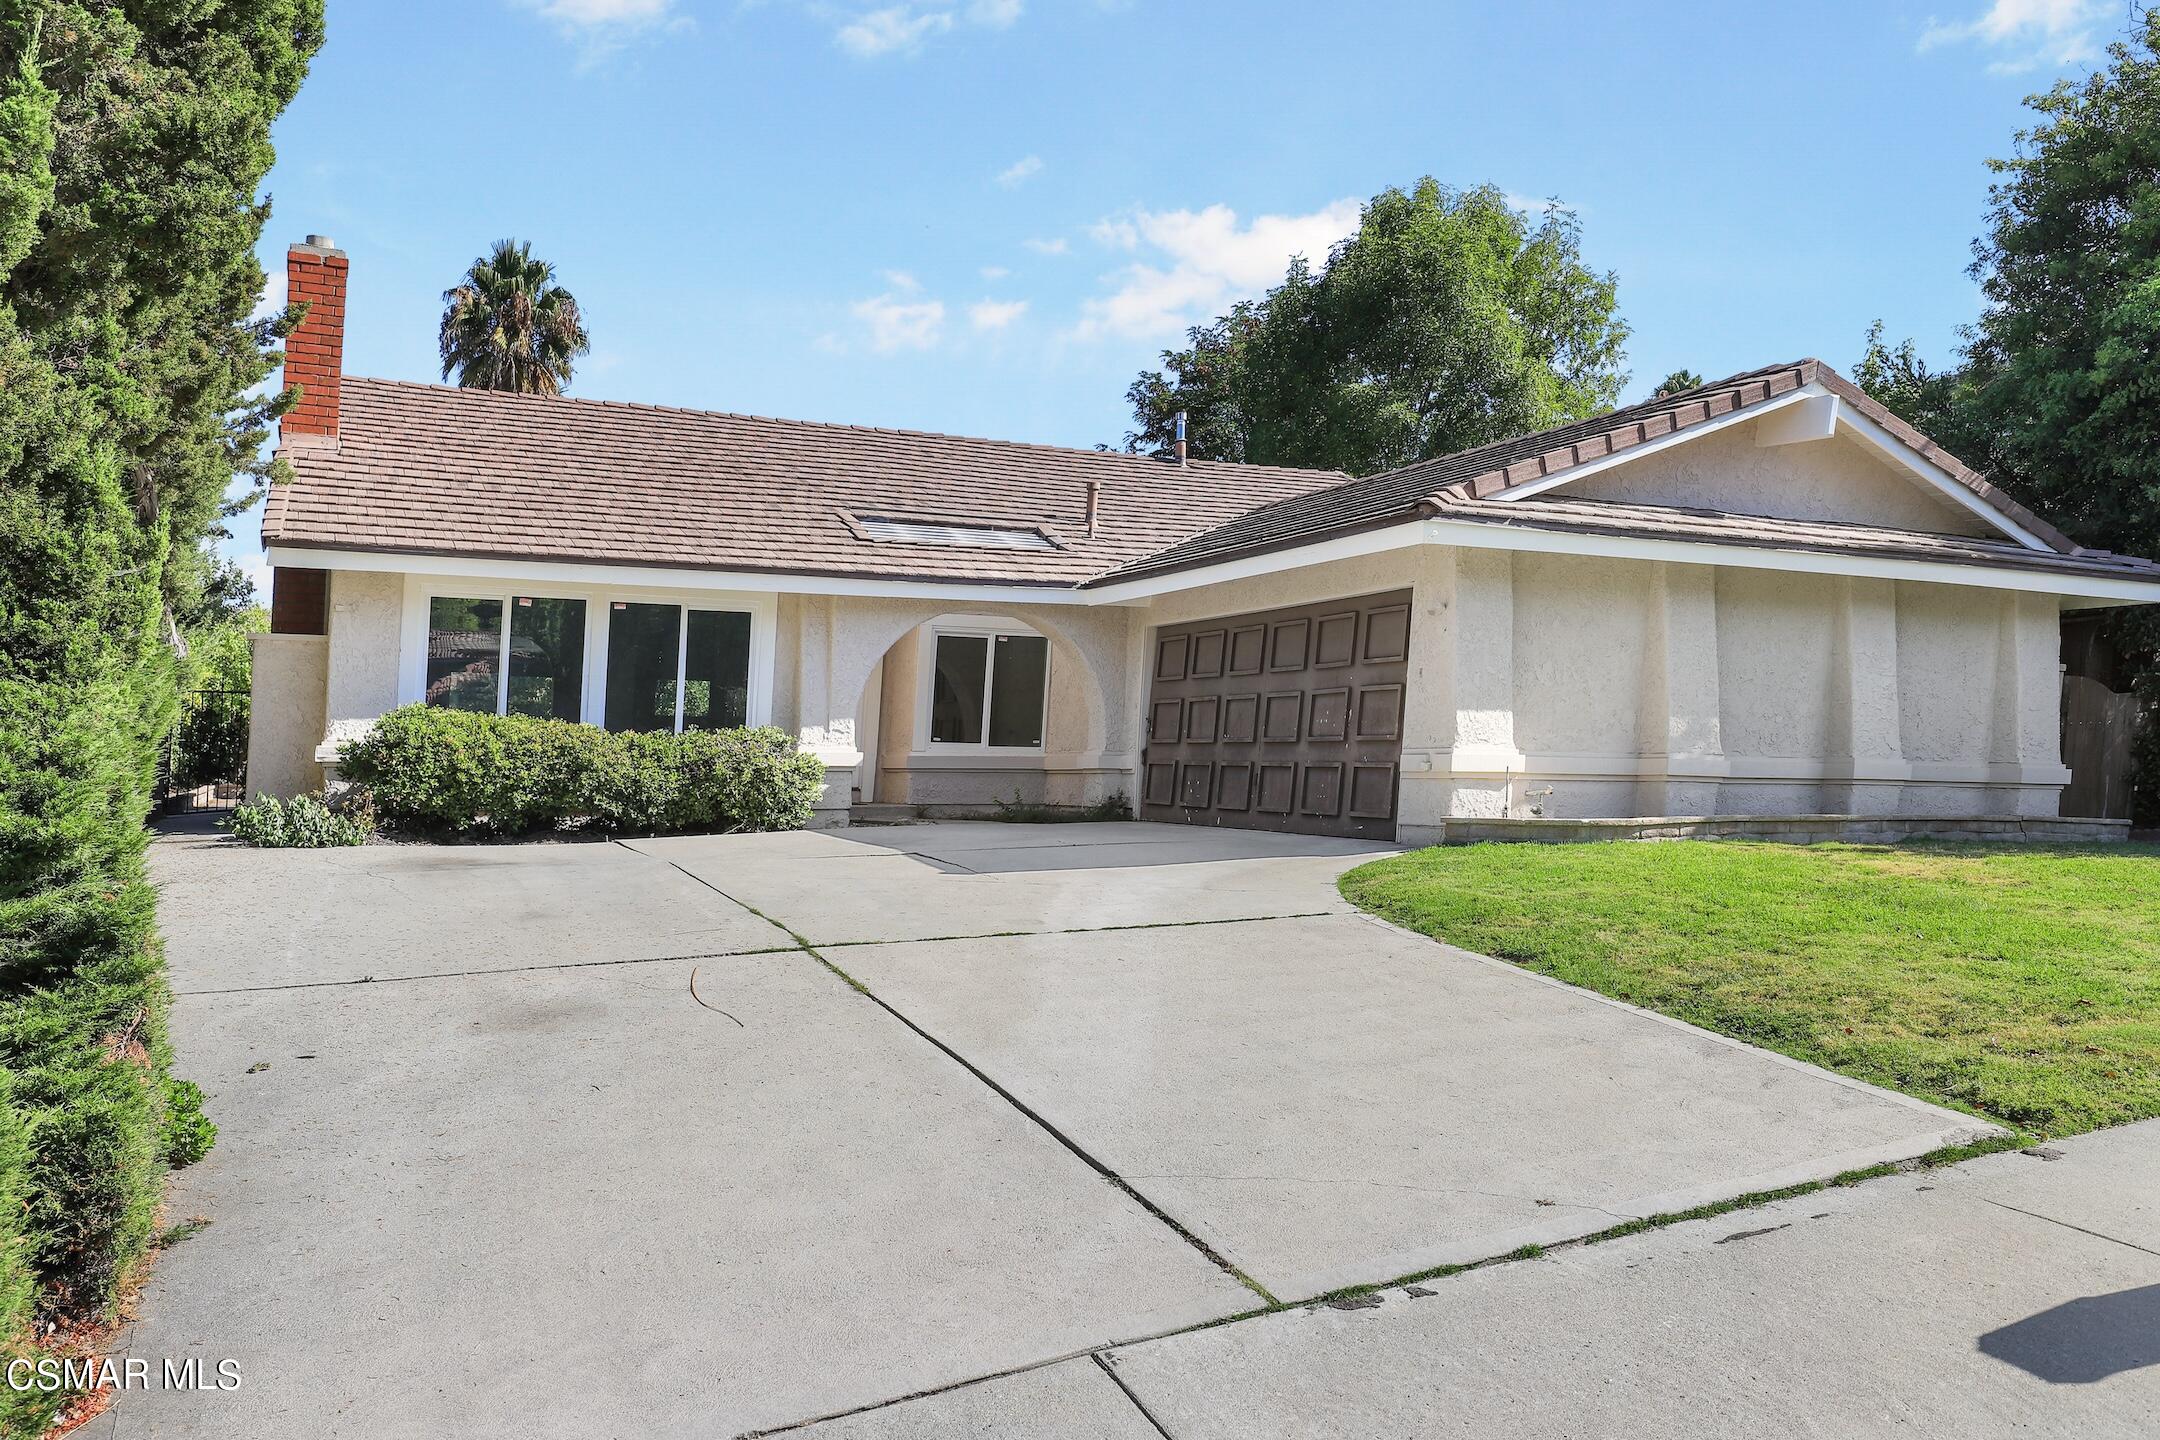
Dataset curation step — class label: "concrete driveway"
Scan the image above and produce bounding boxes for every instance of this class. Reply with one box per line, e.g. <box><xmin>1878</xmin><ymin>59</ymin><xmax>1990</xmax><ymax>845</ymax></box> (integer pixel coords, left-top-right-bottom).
<box><xmin>110</xmin><ymin>820</ymin><xmax>1993</xmax><ymax>1437</ymax></box>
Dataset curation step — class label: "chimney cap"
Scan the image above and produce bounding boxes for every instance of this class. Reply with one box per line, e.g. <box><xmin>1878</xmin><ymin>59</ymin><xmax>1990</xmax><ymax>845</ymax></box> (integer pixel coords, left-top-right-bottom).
<box><xmin>291</xmin><ymin>234</ymin><xmax>343</xmax><ymax>256</ymax></box>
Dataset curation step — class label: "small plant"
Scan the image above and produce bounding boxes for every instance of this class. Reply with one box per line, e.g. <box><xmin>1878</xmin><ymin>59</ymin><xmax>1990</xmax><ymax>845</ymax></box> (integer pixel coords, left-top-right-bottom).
<box><xmin>158</xmin><ymin>1080</ymin><xmax>216</xmax><ymax>1169</ymax></box>
<box><xmin>226</xmin><ymin>792</ymin><xmax>372</xmax><ymax>848</ymax></box>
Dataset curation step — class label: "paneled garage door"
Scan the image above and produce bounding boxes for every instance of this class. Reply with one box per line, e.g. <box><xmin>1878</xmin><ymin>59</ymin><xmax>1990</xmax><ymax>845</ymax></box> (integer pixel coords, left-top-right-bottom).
<box><xmin>1139</xmin><ymin>590</ymin><xmax>1411</xmax><ymax>839</ymax></box>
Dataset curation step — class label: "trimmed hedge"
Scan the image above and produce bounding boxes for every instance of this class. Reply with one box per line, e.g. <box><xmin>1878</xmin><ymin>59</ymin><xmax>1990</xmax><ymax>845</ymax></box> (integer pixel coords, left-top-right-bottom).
<box><xmin>339</xmin><ymin>706</ymin><xmax>828</xmax><ymax>837</ymax></box>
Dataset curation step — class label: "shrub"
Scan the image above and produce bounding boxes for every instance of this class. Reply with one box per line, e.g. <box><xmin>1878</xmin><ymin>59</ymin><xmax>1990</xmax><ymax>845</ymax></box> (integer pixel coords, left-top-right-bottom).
<box><xmin>341</xmin><ymin>706</ymin><xmax>827</xmax><ymax>837</ymax></box>
<box><xmin>227</xmin><ymin>792</ymin><xmax>372</xmax><ymax>848</ymax></box>
<box><xmin>159</xmin><ymin>1078</ymin><xmax>217</xmax><ymax>1168</ymax></box>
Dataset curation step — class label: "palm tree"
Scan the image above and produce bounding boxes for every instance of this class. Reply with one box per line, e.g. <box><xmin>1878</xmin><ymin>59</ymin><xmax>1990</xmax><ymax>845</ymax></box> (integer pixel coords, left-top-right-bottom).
<box><xmin>438</xmin><ymin>239</ymin><xmax>590</xmax><ymax>395</ymax></box>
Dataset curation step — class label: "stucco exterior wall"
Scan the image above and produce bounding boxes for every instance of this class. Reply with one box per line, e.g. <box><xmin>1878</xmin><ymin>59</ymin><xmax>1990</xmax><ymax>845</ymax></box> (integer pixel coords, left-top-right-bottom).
<box><xmin>791</xmin><ymin>594</ymin><xmax>1142</xmax><ymax>821</ymax></box>
<box><xmin>1392</xmin><ymin>548</ymin><xmax>2069</xmax><ymax>841</ymax></box>
<box><xmin>245</xmin><ymin>633</ymin><xmax>327</xmax><ymax>799</ymax></box>
<box><xmin>258</xmin><ymin>547</ymin><xmax>2075</xmax><ymax>832</ymax></box>
<box><xmin>1560</xmin><ymin>422</ymin><xmax>1995</xmax><ymax>537</ymax></box>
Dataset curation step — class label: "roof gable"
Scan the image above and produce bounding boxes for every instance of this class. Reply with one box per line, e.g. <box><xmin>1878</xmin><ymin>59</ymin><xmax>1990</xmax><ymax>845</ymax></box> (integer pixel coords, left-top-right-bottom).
<box><xmin>1091</xmin><ymin>360</ymin><xmax>2078</xmax><ymax>585</ymax></box>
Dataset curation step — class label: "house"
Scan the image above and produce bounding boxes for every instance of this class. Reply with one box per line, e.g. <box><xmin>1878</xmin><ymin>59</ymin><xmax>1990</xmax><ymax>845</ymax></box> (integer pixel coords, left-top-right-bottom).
<box><xmin>247</xmin><ymin>236</ymin><xmax>2160</xmax><ymax>842</ymax></box>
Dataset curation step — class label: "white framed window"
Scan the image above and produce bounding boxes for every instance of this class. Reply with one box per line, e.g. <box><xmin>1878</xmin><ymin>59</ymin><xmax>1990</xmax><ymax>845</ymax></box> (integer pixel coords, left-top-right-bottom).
<box><xmin>404</xmin><ymin>577</ymin><xmax>773</xmax><ymax>733</ymax></box>
<box><xmin>919</xmin><ymin>618</ymin><xmax>1050</xmax><ymax>751</ymax></box>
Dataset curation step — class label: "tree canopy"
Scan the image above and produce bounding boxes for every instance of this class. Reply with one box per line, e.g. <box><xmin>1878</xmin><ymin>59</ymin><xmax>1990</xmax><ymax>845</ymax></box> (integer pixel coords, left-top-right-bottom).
<box><xmin>0</xmin><ymin>1</ymin><xmax>321</xmax><ymax>1409</ymax></box>
<box><xmin>1122</xmin><ymin>180</ymin><xmax>1629</xmax><ymax>475</ymax></box>
<box><xmin>439</xmin><ymin>239</ymin><xmax>590</xmax><ymax>395</ymax></box>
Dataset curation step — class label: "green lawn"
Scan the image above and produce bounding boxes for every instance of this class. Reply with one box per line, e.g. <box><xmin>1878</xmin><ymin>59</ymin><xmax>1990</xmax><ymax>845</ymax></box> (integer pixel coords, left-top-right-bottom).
<box><xmin>1340</xmin><ymin>842</ymin><xmax>2160</xmax><ymax>1138</ymax></box>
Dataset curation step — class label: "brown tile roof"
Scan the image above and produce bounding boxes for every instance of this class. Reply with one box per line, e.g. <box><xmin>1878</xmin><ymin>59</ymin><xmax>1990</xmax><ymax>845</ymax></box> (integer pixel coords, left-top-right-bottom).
<box><xmin>1424</xmin><ymin>493</ymin><xmax>2160</xmax><ymax>584</ymax></box>
<box><xmin>1087</xmin><ymin>360</ymin><xmax>2083</xmax><ymax>585</ymax></box>
<box><xmin>264</xmin><ymin>377</ymin><xmax>1348</xmax><ymax>586</ymax></box>
<box><xmin>269</xmin><ymin>363</ymin><xmax>2157</xmax><ymax>596</ymax></box>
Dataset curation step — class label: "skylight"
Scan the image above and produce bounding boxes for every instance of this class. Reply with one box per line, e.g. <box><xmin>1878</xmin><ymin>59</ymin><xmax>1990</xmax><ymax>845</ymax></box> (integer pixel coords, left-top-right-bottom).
<box><xmin>856</xmin><ymin>517</ymin><xmax>1057</xmax><ymax>551</ymax></box>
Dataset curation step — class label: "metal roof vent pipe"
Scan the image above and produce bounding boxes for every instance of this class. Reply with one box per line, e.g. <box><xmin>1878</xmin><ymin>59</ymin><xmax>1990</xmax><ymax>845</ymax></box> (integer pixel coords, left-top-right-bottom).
<box><xmin>1174</xmin><ymin>410</ymin><xmax>1188</xmax><ymax>466</ymax></box>
<box><xmin>1085</xmin><ymin>477</ymin><xmax>1100</xmax><ymax>537</ymax></box>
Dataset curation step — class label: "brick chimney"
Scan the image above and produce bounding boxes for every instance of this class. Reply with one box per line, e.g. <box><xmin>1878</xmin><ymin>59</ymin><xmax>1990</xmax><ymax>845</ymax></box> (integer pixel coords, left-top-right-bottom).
<box><xmin>283</xmin><ymin>235</ymin><xmax>348</xmax><ymax>443</ymax></box>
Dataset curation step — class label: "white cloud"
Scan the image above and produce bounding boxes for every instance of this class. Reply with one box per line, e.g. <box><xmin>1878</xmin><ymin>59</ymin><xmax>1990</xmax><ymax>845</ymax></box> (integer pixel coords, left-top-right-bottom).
<box><xmin>996</xmin><ymin>154</ymin><xmax>1044</xmax><ymax>188</ymax></box>
<box><xmin>852</xmin><ymin>291</ymin><xmax>946</xmax><ymax>351</ymax></box>
<box><xmin>882</xmin><ymin>268</ymin><xmax>922</xmax><ymax>292</ymax></box>
<box><xmin>515</xmin><ymin>0</ymin><xmax>688</xmax><ymax>63</ymax></box>
<box><xmin>968</xmin><ymin>298</ymin><xmax>1028</xmax><ymax>330</ymax></box>
<box><xmin>836</xmin><ymin>5</ymin><xmax>954</xmax><ymax>57</ymax></box>
<box><xmin>1918</xmin><ymin>0</ymin><xmax>2108</xmax><ymax>73</ymax></box>
<box><xmin>251</xmin><ymin>269</ymin><xmax>288</xmax><ymax>324</ymax></box>
<box><xmin>831</xmin><ymin>0</ymin><xmax>1023</xmax><ymax>59</ymax></box>
<box><xmin>1088</xmin><ymin>217</ymin><xmax>1139</xmax><ymax>249</ymax></box>
<box><xmin>979</xmin><ymin>264</ymin><xmax>1011</xmax><ymax>280</ymax></box>
<box><xmin>1073</xmin><ymin>198</ymin><xmax>1361</xmax><ymax>341</ymax></box>
<box><xmin>1023</xmin><ymin>236</ymin><xmax>1069</xmax><ymax>255</ymax></box>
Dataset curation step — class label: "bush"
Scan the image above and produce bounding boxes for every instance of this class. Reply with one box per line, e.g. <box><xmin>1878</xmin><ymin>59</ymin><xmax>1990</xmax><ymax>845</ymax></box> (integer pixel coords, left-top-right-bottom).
<box><xmin>340</xmin><ymin>706</ymin><xmax>827</xmax><ymax>837</ymax></box>
<box><xmin>226</xmin><ymin>792</ymin><xmax>372</xmax><ymax>848</ymax></box>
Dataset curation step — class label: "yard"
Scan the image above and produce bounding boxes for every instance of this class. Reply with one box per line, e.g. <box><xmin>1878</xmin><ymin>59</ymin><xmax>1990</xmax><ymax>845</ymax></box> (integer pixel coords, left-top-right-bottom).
<box><xmin>1341</xmin><ymin>841</ymin><xmax>2160</xmax><ymax>1138</ymax></box>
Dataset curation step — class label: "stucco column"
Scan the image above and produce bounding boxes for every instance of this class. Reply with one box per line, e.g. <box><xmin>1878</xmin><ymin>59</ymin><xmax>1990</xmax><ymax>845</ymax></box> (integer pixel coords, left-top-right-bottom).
<box><xmin>1394</xmin><ymin>544</ymin><xmax>1458</xmax><ymax>845</ymax></box>
<box><xmin>246</xmin><ymin>632</ymin><xmax>328</xmax><ymax>800</ymax></box>
<box><xmin>1824</xmin><ymin>576</ymin><xmax>1907</xmax><ymax>815</ymax></box>
<box><xmin>1989</xmin><ymin>591</ymin><xmax>2069</xmax><ymax>817</ymax></box>
<box><xmin>1634</xmin><ymin>562</ymin><xmax>1726</xmax><ymax>817</ymax></box>
<box><xmin>317</xmin><ymin>570</ymin><xmax>404</xmax><ymax>784</ymax></box>
<box><xmin>790</xmin><ymin>594</ymin><xmax>862</xmax><ymax>827</ymax></box>
<box><xmin>1443</xmin><ymin>547</ymin><xmax>1519</xmax><ymax>819</ymax></box>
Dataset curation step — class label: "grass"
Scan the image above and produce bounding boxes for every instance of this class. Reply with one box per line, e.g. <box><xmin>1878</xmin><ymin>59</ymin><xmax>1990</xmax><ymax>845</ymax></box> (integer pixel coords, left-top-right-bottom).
<box><xmin>1340</xmin><ymin>841</ymin><xmax>2160</xmax><ymax>1138</ymax></box>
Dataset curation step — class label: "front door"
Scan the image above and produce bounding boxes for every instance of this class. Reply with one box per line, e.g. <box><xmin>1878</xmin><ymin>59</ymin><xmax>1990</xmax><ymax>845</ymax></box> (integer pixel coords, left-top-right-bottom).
<box><xmin>1140</xmin><ymin>590</ymin><xmax>1410</xmax><ymax>839</ymax></box>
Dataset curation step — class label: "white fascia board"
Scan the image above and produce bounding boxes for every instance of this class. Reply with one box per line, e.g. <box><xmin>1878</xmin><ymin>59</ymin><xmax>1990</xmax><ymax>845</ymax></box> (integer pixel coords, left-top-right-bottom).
<box><xmin>1075</xmin><ymin>521</ymin><xmax>1429</xmax><ymax>604</ymax></box>
<box><xmin>1477</xmin><ymin>386</ymin><xmax>1819</xmax><ymax>503</ymax></box>
<box><xmin>1830</xmin><ymin>402</ymin><xmax>2052</xmax><ymax>551</ymax></box>
<box><xmin>1420</xmin><ymin>517</ymin><xmax>2160</xmax><ymax>606</ymax></box>
<box><xmin>1486</xmin><ymin>383</ymin><xmax>2053</xmax><ymax>553</ymax></box>
<box><xmin>263</xmin><ymin>545</ymin><xmax>1132</xmax><ymax>608</ymax></box>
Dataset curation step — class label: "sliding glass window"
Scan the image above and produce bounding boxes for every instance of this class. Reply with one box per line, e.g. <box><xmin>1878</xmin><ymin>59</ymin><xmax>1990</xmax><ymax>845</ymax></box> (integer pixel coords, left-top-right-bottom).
<box><xmin>929</xmin><ymin>629</ymin><xmax>1048</xmax><ymax>749</ymax></box>
<box><xmin>426</xmin><ymin>596</ymin><xmax>587</xmax><ymax>720</ymax></box>
<box><xmin>604</xmin><ymin>602</ymin><xmax>755</xmax><ymax>733</ymax></box>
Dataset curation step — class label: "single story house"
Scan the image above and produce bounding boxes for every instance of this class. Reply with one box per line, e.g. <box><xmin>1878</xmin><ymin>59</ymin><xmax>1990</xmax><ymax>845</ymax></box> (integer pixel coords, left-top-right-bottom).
<box><xmin>248</xmin><ymin>236</ymin><xmax>2160</xmax><ymax>842</ymax></box>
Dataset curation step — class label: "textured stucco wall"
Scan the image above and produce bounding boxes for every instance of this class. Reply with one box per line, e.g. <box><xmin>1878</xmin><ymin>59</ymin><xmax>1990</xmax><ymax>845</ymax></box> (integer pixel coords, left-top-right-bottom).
<box><xmin>319</xmin><ymin>571</ymin><xmax>404</xmax><ymax>764</ymax></box>
<box><xmin>1561</xmin><ymin>421</ymin><xmax>1995</xmax><ymax>536</ymax></box>
<box><xmin>786</xmin><ymin>595</ymin><xmax>1141</xmax><ymax>820</ymax></box>
<box><xmin>1410</xmin><ymin>549</ymin><xmax>2070</xmax><ymax>834</ymax></box>
<box><xmin>245</xmin><ymin>633</ymin><xmax>327</xmax><ymax>799</ymax></box>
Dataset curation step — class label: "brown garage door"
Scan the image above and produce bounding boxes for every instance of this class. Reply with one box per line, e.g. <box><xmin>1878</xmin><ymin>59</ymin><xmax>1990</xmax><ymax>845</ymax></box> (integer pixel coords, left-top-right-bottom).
<box><xmin>1140</xmin><ymin>590</ymin><xmax>1410</xmax><ymax>839</ymax></box>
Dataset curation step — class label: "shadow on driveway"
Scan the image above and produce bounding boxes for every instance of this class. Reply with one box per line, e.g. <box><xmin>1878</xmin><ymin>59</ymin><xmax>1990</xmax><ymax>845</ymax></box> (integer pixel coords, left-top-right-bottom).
<box><xmin>1979</xmin><ymin>1284</ymin><xmax>2160</xmax><ymax>1383</ymax></box>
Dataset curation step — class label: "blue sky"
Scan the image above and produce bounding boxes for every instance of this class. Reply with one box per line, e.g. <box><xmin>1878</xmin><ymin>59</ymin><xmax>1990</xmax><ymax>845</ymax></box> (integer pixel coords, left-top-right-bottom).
<box><xmin>229</xmin><ymin>0</ymin><xmax>2128</xmax><ymax>586</ymax></box>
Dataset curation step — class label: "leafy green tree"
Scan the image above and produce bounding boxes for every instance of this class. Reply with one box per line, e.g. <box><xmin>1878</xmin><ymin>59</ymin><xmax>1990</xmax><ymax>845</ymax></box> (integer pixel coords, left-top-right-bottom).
<box><xmin>1652</xmin><ymin>369</ymin><xmax>1704</xmax><ymax>398</ymax></box>
<box><xmin>0</xmin><ymin>0</ymin><xmax>321</xmax><ymax>1408</ymax></box>
<box><xmin>1124</xmin><ymin>180</ymin><xmax>1629</xmax><ymax>474</ymax></box>
<box><xmin>1928</xmin><ymin>16</ymin><xmax>2160</xmax><ymax>822</ymax></box>
<box><xmin>439</xmin><ymin>239</ymin><xmax>591</xmax><ymax>395</ymax></box>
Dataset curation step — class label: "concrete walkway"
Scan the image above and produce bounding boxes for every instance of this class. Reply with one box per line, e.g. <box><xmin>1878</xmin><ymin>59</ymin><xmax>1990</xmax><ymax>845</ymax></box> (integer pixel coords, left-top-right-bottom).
<box><xmin>107</xmin><ymin>821</ymin><xmax>2009</xmax><ymax>1437</ymax></box>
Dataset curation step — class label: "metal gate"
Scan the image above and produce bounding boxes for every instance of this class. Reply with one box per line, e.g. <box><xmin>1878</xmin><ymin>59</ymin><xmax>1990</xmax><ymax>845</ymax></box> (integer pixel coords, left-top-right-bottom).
<box><xmin>1140</xmin><ymin>590</ymin><xmax>1411</xmax><ymax>839</ymax></box>
<box><xmin>155</xmin><ymin>689</ymin><xmax>250</xmax><ymax>816</ymax></box>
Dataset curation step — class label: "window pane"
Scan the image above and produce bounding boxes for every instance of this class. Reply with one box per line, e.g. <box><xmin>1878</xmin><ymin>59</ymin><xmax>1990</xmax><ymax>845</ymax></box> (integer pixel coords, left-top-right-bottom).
<box><xmin>988</xmin><ymin>634</ymin><xmax>1048</xmax><ymax>748</ymax></box>
<box><xmin>930</xmin><ymin>634</ymin><xmax>987</xmax><ymax>744</ymax></box>
<box><xmin>506</xmin><ymin>596</ymin><xmax>587</xmax><ymax>722</ymax></box>
<box><xmin>426</xmin><ymin>597</ymin><xmax>502</xmax><ymax>713</ymax></box>
<box><xmin>604</xmin><ymin>602</ymin><xmax>682</xmax><ymax>733</ymax></box>
<box><xmin>683</xmin><ymin>610</ymin><xmax>752</xmax><ymax>731</ymax></box>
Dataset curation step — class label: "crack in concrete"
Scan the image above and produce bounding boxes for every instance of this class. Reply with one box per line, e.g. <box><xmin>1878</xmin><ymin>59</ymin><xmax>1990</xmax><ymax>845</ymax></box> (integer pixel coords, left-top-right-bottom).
<box><xmin>1978</xmin><ymin>1197</ymin><xmax>2160</xmax><ymax>1259</ymax></box>
<box><xmin>1124</xmin><ymin>1171</ymin><xmax>1635</xmax><ymax>1222</ymax></box>
<box><xmin>1092</xmin><ymin>1352</ymin><xmax>1177</xmax><ymax>1439</ymax></box>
